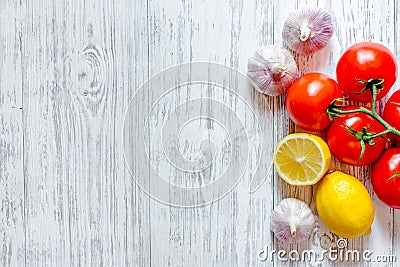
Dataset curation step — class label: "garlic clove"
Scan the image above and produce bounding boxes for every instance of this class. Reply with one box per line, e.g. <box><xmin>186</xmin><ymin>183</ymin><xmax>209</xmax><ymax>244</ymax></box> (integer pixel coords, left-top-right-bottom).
<box><xmin>282</xmin><ymin>8</ymin><xmax>334</xmax><ymax>55</ymax></box>
<box><xmin>270</xmin><ymin>198</ymin><xmax>315</xmax><ymax>244</ymax></box>
<box><xmin>247</xmin><ymin>45</ymin><xmax>298</xmax><ymax>96</ymax></box>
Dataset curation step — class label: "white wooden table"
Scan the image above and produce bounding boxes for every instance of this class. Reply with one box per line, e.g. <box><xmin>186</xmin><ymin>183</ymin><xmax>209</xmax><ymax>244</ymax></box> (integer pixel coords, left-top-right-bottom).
<box><xmin>1</xmin><ymin>0</ymin><xmax>399</xmax><ymax>266</ymax></box>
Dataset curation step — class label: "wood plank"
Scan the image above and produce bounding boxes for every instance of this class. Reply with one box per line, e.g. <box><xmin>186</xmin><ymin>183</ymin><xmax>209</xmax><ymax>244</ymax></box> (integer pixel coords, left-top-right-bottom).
<box><xmin>270</xmin><ymin>0</ymin><xmax>326</xmax><ymax>266</ymax></box>
<box><xmin>115</xmin><ymin>0</ymin><xmax>151</xmax><ymax>266</ymax></box>
<box><xmin>0</xmin><ymin>2</ymin><xmax>25</xmax><ymax>266</ymax></box>
<box><xmin>21</xmin><ymin>1</ymin><xmax>75</xmax><ymax>264</ymax></box>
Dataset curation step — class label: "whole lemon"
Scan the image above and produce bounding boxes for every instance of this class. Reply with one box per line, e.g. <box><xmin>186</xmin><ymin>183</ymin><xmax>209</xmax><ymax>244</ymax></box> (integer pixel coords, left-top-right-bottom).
<box><xmin>316</xmin><ymin>171</ymin><xmax>374</xmax><ymax>238</ymax></box>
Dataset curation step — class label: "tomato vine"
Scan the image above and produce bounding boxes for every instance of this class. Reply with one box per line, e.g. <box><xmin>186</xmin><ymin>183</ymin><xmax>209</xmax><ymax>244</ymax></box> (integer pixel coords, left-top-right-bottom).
<box><xmin>326</xmin><ymin>79</ymin><xmax>400</xmax><ymax>164</ymax></box>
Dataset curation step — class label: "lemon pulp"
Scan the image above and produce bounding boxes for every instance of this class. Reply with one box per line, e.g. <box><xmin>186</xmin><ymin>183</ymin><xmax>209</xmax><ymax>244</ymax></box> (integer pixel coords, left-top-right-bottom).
<box><xmin>273</xmin><ymin>133</ymin><xmax>331</xmax><ymax>185</ymax></box>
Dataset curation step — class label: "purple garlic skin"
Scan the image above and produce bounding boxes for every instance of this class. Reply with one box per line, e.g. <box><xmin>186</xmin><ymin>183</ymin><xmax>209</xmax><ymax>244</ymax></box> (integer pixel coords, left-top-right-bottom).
<box><xmin>247</xmin><ymin>45</ymin><xmax>298</xmax><ymax>96</ymax></box>
<box><xmin>282</xmin><ymin>8</ymin><xmax>334</xmax><ymax>55</ymax></box>
<box><xmin>270</xmin><ymin>198</ymin><xmax>315</xmax><ymax>244</ymax></box>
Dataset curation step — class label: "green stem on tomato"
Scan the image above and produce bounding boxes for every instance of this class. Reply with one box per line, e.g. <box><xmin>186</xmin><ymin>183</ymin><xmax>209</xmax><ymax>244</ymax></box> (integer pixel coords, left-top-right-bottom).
<box><xmin>327</xmin><ymin>79</ymin><xmax>400</xmax><ymax>144</ymax></box>
<box><xmin>326</xmin><ymin>78</ymin><xmax>400</xmax><ymax>166</ymax></box>
<box><xmin>368</xmin><ymin>129</ymin><xmax>392</xmax><ymax>139</ymax></box>
<box><xmin>328</xmin><ymin>105</ymin><xmax>400</xmax><ymax>138</ymax></box>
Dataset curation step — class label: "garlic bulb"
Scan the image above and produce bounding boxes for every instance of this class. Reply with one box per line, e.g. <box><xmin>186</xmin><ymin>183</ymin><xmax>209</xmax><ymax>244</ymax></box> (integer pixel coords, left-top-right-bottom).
<box><xmin>270</xmin><ymin>198</ymin><xmax>315</xmax><ymax>243</ymax></box>
<box><xmin>247</xmin><ymin>45</ymin><xmax>298</xmax><ymax>96</ymax></box>
<box><xmin>282</xmin><ymin>8</ymin><xmax>334</xmax><ymax>55</ymax></box>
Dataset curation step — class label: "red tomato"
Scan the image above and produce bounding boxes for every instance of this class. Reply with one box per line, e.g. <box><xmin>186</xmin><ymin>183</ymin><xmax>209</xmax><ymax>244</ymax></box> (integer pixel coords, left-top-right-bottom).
<box><xmin>286</xmin><ymin>72</ymin><xmax>343</xmax><ymax>131</ymax></box>
<box><xmin>383</xmin><ymin>90</ymin><xmax>400</xmax><ymax>142</ymax></box>
<box><xmin>372</xmin><ymin>148</ymin><xmax>400</xmax><ymax>209</ymax></box>
<box><xmin>327</xmin><ymin>111</ymin><xmax>387</xmax><ymax>166</ymax></box>
<box><xmin>336</xmin><ymin>42</ymin><xmax>397</xmax><ymax>102</ymax></box>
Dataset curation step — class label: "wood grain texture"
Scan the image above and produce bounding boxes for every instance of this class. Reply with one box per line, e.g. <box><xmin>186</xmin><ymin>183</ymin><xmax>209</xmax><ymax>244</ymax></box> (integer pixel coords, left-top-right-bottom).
<box><xmin>0</xmin><ymin>0</ymin><xmax>399</xmax><ymax>266</ymax></box>
<box><xmin>0</xmin><ymin>1</ymin><xmax>25</xmax><ymax>266</ymax></box>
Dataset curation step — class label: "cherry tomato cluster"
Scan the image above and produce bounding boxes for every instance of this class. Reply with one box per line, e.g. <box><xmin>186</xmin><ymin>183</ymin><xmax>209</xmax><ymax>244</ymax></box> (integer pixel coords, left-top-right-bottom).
<box><xmin>285</xmin><ymin>42</ymin><xmax>400</xmax><ymax>209</ymax></box>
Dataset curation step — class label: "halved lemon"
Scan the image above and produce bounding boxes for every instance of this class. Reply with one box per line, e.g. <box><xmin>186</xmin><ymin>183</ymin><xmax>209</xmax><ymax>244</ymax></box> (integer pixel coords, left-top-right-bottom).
<box><xmin>273</xmin><ymin>133</ymin><xmax>331</xmax><ymax>185</ymax></box>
